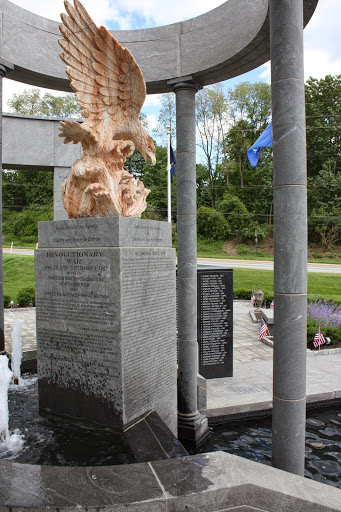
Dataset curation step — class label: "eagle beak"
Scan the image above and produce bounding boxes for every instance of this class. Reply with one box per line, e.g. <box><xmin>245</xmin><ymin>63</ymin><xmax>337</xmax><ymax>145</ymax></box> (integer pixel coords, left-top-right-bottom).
<box><xmin>143</xmin><ymin>149</ymin><xmax>156</xmax><ymax>166</ymax></box>
<box><xmin>149</xmin><ymin>153</ymin><xmax>156</xmax><ymax>166</ymax></box>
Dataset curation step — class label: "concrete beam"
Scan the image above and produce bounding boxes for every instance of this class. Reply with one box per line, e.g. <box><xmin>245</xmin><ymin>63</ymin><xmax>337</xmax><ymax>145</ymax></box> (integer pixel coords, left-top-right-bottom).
<box><xmin>0</xmin><ymin>0</ymin><xmax>318</xmax><ymax>94</ymax></box>
<box><xmin>2</xmin><ymin>114</ymin><xmax>81</xmax><ymax>169</ymax></box>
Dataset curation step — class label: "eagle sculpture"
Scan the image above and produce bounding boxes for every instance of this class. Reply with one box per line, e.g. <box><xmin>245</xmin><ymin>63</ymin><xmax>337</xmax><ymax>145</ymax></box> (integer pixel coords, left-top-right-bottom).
<box><xmin>58</xmin><ymin>0</ymin><xmax>156</xmax><ymax>218</ymax></box>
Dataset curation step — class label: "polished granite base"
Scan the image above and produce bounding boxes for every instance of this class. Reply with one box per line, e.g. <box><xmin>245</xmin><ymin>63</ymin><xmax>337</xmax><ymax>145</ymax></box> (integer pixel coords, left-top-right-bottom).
<box><xmin>1</xmin><ymin>451</ymin><xmax>340</xmax><ymax>511</ymax></box>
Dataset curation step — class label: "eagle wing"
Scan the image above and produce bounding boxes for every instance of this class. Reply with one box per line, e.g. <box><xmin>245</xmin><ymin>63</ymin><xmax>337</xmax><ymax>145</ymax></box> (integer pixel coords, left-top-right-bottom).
<box><xmin>59</xmin><ymin>0</ymin><xmax>146</xmax><ymax>145</ymax></box>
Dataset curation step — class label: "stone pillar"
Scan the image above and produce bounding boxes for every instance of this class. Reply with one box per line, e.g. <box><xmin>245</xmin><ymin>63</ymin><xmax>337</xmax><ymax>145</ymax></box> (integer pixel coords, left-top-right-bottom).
<box><xmin>0</xmin><ymin>61</ymin><xmax>13</xmax><ymax>353</ymax></box>
<box><xmin>169</xmin><ymin>77</ymin><xmax>209</xmax><ymax>447</ymax></box>
<box><xmin>270</xmin><ymin>0</ymin><xmax>307</xmax><ymax>475</ymax></box>
<box><xmin>53</xmin><ymin>167</ymin><xmax>71</xmax><ymax>220</ymax></box>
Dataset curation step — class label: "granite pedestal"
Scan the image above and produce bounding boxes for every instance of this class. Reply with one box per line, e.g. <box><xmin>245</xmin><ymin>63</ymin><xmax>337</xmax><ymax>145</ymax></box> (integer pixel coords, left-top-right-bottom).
<box><xmin>35</xmin><ymin>217</ymin><xmax>177</xmax><ymax>435</ymax></box>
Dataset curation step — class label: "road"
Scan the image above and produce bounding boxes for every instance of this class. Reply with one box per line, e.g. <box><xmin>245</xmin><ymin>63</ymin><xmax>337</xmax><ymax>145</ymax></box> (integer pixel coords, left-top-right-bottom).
<box><xmin>3</xmin><ymin>248</ymin><xmax>36</xmax><ymax>256</ymax></box>
<box><xmin>198</xmin><ymin>258</ymin><xmax>341</xmax><ymax>274</ymax></box>
<box><xmin>3</xmin><ymin>249</ymin><xmax>341</xmax><ymax>274</ymax></box>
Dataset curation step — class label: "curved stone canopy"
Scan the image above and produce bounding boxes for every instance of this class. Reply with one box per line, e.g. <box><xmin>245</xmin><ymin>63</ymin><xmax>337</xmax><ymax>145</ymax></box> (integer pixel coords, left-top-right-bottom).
<box><xmin>0</xmin><ymin>0</ymin><xmax>317</xmax><ymax>94</ymax></box>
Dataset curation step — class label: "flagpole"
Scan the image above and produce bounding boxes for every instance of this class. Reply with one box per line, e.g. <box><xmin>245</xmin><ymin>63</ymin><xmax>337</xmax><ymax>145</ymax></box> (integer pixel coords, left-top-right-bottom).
<box><xmin>167</xmin><ymin>125</ymin><xmax>171</xmax><ymax>223</ymax></box>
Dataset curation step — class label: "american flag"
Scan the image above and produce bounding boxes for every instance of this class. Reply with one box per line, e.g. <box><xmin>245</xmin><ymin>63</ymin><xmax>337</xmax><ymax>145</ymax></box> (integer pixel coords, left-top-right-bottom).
<box><xmin>251</xmin><ymin>292</ymin><xmax>255</xmax><ymax>306</ymax></box>
<box><xmin>270</xmin><ymin>300</ymin><xmax>274</xmax><ymax>310</ymax></box>
<box><xmin>313</xmin><ymin>330</ymin><xmax>326</xmax><ymax>348</ymax></box>
<box><xmin>170</xmin><ymin>144</ymin><xmax>177</xmax><ymax>182</ymax></box>
<box><xmin>259</xmin><ymin>319</ymin><xmax>268</xmax><ymax>340</ymax></box>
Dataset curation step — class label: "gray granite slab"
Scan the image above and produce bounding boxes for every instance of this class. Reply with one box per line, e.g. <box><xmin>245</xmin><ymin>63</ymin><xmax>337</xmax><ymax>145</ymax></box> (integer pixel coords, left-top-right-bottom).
<box><xmin>0</xmin><ymin>0</ymin><xmax>317</xmax><ymax>92</ymax></box>
<box><xmin>53</xmin><ymin>167</ymin><xmax>70</xmax><ymax>221</ymax></box>
<box><xmin>38</xmin><ymin>217</ymin><xmax>172</xmax><ymax>248</ymax></box>
<box><xmin>35</xmin><ymin>219</ymin><xmax>177</xmax><ymax>434</ymax></box>
<box><xmin>1</xmin><ymin>451</ymin><xmax>340</xmax><ymax>511</ymax></box>
<box><xmin>151</xmin><ymin>451</ymin><xmax>341</xmax><ymax>511</ymax></box>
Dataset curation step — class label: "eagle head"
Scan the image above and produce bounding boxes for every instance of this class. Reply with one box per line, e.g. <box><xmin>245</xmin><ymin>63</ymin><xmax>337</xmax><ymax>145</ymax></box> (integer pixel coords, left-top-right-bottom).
<box><xmin>137</xmin><ymin>125</ymin><xmax>156</xmax><ymax>166</ymax></box>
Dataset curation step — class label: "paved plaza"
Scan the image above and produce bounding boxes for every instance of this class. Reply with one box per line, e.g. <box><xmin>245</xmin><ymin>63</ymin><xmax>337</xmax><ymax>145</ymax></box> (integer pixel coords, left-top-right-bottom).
<box><xmin>4</xmin><ymin>301</ymin><xmax>341</xmax><ymax>418</ymax></box>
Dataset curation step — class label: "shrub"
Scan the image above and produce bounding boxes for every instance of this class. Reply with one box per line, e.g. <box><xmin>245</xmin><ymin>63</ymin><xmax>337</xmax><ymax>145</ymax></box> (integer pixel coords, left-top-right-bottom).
<box><xmin>17</xmin><ymin>287</ymin><xmax>35</xmax><ymax>307</ymax></box>
<box><xmin>233</xmin><ymin>289</ymin><xmax>252</xmax><ymax>300</ymax></box>
<box><xmin>262</xmin><ymin>291</ymin><xmax>274</xmax><ymax>306</ymax></box>
<box><xmin>307</xmin><ymin>317</ymin><xmax>341</xmax><ymax>346</ymax></box>
<box><xmin>4</xmin><ymin>208</ymin><xmax>53</xmax><ymax>244</ymax></box>
<box><xmin>307</xmin><ymin>297</ymin><xmax>341</xmax><ymax>329</ymax></box>
<box><xmin>3</xmin><ymin>295</ymin><xmax>11</xmax><ymax>308</ymax></box>
<box><xmin>197</xmin><ymin>206</ymin><xmax>230</xmax><ymax>241</ymax></box>
<box><xmin>311</xmin><ymin>206</ymin><xmax>341</xmax><ymax>250</ymax></box>
<box><xmin>217</xmin><ymin>194</ymin><xmax>250</xmax><ymax>235</ymax></box>
<box><xmin>141</xmin><ymin>207</ymin><xmax>164</xmax><ymax>221</ymax></box>
<box><xmin>233</xmin><ymin>289</ymin><xmax>273</xmax><ymax>306</ymax></box>
<box><xmin>238</xmin><ymin>221</ymin><xmax>268</xmax><ymax>243</ymax></box>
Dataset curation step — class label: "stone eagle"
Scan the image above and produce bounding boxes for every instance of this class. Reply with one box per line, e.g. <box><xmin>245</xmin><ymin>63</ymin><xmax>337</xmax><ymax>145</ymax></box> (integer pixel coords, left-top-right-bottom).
<box><xmin>58</xmin><ymin>0</ymin><xmax>156</xmax><ymax>165</ymax></box>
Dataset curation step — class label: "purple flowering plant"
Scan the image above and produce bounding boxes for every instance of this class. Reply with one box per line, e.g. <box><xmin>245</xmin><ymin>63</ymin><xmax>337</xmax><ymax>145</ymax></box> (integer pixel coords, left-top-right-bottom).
<box><xmin>307</xmin><ymin>297</ymin><xmax>341</xmax><ymax>329</ymax></box>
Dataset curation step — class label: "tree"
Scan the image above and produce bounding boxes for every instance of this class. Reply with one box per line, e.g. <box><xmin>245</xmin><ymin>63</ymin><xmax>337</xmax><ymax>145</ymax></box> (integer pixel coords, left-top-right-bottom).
<box><xmin>305</xmin><ymin>76</ymin><xmax>341</xmax><ymax>246</ymax></box>
<box><xmin>4</xmin><ymin>88</ymin><xmax>78</xmax><ymax>219</ymax></box>
<box><xmin>228</xmin><ymin>81</ymin><xmax>272</xmax><ymax>130</ymax></box>
<box><xmin>311</xmin><ymin>206</ymin><xmax>341</xmax><ymax>250</ymax></box>
<box><xmin>224</xmin><ymin>82</ymin><xmax>272</xmax><ymax>189</ymax></box>
<box><xmin>127</xmin><ymin>142</ymin><xmax>175</xmax><ymax>220</ymax></box>
<box><xmin>196</xmin><ymin>84</ymin><xmax>229</xmax><ymax>208</ymax></box>
<box><xmin>197</xmin><ymin>206</ymin><xmax>230</xmax><ymax>241</ymax></box>
<box><xmin>153</xmin><ymin>93</ymin><xmax>176</xmax><ymax>144</ymax></box>
<box><xmin>308</xmin><ymin>160</ymin><xmax>341</xmax><ymax>212</ymax></box>
<box><xmin>223</xmin><ymin>119</ymin><xmax>253</xmax><ymax>188</ymax></box>
<box><xmin>217</xmin><ymin>193</ymin><xmax>250</xmax><ymax>236</ymax></box>
<box><xmin>7</xmin><ymin>88</ymin><xmax>81</xmax><ymax>117</ymax></box>
<box><xmin>305</xmin><ymin>75</ymin><xmax>341</xmax><ymax>178</ymax></box>
<box><xmin>3</xmin><ymin>168</ymin><xmax>53</xmax><ymax>212</ymax></box>
<box><xmin>196</xmin><ymin>164</ymin><xmax>212</xmax><ymax>208</ymax></box>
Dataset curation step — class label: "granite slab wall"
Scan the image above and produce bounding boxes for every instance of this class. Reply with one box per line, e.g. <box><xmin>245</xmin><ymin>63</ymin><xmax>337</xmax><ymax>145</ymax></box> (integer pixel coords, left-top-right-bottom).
<box><xmin>35</xmin><ymin>217</ymin><xmax>177</xmax><ymax>435</ymax></box>
<box><xmin>2</xmin><ymin>114</ymin><xmax>81</xmax><ymax>170</ymax></box>
<box><xmin>0</xmin><ymin>451</ymin><xmax>340</xmax><ymax>511</ymax></box>
<box><xmin>53</xmin><ymin>167</ymin><xmax>70</xmax><ymax>221</ymax></box>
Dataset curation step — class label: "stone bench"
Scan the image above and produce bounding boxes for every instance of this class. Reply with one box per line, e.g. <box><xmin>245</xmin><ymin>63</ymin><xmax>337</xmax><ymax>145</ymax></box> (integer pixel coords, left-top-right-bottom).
<box><xmin>261</xmin><ymin>309</ymin><xmax>274</xmax><ymax>336</ymax></box>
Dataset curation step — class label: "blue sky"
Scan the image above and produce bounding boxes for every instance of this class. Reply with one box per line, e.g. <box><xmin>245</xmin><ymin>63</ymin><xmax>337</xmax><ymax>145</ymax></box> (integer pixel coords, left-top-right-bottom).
<box><xmin>3</xmin><ymin>0</ymin><xmax>341</xmax><ymax>138</ymax></box>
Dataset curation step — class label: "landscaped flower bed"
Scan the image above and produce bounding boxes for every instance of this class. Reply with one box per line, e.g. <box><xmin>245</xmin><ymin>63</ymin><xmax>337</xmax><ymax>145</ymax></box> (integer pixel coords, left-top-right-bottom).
<box><xmin>307</xmin><ymin>298</ymin><xmax>341</xmax><ymax>349</ymax></box>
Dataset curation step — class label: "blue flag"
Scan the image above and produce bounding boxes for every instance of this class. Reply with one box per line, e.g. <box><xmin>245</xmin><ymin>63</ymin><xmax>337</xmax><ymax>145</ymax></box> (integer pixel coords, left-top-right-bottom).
<box><xmin>247</xmin><ymin>122</ymin><xmax>272</xmax><ymax>167</ymax></box>
<box><xmin>170</xmin><ymin>144</ymin><xmax>177</xmax><ymax>182</ymax></box>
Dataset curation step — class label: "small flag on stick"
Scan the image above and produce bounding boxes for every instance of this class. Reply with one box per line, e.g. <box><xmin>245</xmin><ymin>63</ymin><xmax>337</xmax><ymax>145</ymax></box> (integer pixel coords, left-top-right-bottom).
<box><xmin>251</xmin><ymin>292</ymin><xmax>255</xmax><ymax>306</ymax></box>
<box><xmin>313</xmin><ymin>328</ymin><xmax>326</xmax><ymax>348</ymax></box>
<box><xmin>259</xmin><ymin>319</ymin><xmax>268</xmax><ymax>340</ymax></box>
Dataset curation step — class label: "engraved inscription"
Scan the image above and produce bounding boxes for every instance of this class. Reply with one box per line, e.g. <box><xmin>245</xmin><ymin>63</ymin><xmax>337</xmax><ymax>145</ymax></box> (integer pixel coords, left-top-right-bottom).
<box><xmin>121</xmin><ymin>249</ymin><xmax>176</xmax><ymax>422</ymax></box>
<box><xmin>198</xmin><ymin>269</ymin><xmax>233</xmax><ymax>379</ymax></box>
<box><xmin>36</xmin><ymin>249</ymin><xmax>120</xmax><ymax>400</ymax></box>
<box><xmin>35</xmin><ymin>242</ymin><xmax>177</xmax><ymax>431</ymax></box>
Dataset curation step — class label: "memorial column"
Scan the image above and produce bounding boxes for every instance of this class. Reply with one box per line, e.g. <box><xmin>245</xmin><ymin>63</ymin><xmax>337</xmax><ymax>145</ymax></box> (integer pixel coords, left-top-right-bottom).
<box><xmin>53</xmin><ymin>167</ymin><xmax>71</xmax><ymax>221</ymax></box>
<box><xmin>270</xmin><ymin>0</ymin><xmax>307</xmax><ymax>475</ymax></box>
<box><xmin>169</xmin><ymin>77</ymin><xmax>209</xmax><ymax>447</ymax></box>
<box><xmin>0</xmin><ymin>61</ymin><xmax>13</xmax><ymax>353</ymax></box>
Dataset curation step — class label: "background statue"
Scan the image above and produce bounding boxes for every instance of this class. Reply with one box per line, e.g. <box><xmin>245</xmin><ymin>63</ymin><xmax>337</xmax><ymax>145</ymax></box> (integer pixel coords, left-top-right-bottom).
<box><xmin>58</xmin><ymin>0</ymin><xmax>156</xmax><ymax>218</ymax></box>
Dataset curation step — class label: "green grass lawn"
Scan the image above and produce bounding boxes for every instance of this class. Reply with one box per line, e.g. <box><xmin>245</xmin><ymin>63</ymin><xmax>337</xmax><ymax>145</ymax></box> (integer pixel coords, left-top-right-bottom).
<box><xmin>233</xmin><ymin>268</ymin><xmax>341</xmax><ymax>303</ymax></box>
<box><xmin>3</xmin><ymin>254</ymin><xmax>341</xmax><ymax>303</ymax></box>
<box><xmin>196</xmin><ymin>238</ymin><xmax>341</xmax><ymax>264</ymax></box>
<box><xmin>3</xmin><ymin>238</ymin><xmax>341</xmax><ymax>264</ymax></box>
<box><xmin>3</xmin><ymin>255</ymin><xmax>35</xmax><ymax>302</ymax></box>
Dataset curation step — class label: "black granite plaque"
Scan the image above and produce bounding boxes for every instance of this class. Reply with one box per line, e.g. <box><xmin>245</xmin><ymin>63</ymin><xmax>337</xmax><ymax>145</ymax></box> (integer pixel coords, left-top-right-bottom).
<box><xmin>197</xmin><ymin>267</ymin><xmax>233</xmax><ymax>379</ymax></box>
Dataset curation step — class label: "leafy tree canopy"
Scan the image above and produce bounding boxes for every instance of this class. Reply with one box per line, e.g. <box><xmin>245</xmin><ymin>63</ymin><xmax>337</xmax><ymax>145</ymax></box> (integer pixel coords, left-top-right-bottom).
<box><xmin>305</xmin><ymin>75</ymin><xmax>341</xmax><ymax>178</ymax></box>
<box><xmin>153</xmin><ymin>93</ymin><xmax>176</xmax><ymax>145</ymax></box>
<box><xmin>7</xmin><ymin>88</ymin><xmax>81</xmax><ymax>117</ymax></box>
